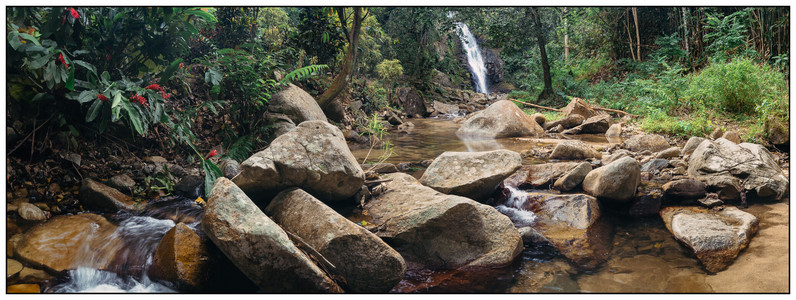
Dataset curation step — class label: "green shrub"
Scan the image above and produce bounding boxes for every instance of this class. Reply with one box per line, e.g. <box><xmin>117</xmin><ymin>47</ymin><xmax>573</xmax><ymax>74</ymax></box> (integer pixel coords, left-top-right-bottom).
<box><xmin>640</xmin><ymin>109</ymin><xmax>714</xmax><ymax>138</ymax></box>
<box><xmin>684</xmin><ymin>57</ymin><xmax>787</xmax><ymax>114</ymax></box>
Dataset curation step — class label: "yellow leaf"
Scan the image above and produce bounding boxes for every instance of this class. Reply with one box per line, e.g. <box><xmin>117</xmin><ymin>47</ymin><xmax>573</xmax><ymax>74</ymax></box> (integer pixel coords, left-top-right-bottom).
<box><xmin>360</xmin><ymin>220</ymin><xmax>368</xmax><ymax>226</ymax></box>
<box><xmin>195</xmin><ymin>197</ymin><xmax>206</xmax><ymax>205</ymax></box>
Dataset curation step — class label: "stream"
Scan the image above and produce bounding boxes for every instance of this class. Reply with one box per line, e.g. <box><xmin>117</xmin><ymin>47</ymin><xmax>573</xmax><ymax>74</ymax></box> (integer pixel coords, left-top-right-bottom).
<box><xmin>30</xmin><ymin>117</ymin><xmax>788</xmax><ymax>293</ymax></box>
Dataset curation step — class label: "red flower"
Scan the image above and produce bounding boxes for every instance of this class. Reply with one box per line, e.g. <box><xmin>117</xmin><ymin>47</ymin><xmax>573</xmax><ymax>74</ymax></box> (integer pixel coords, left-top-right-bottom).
<box><xmin>69</xmin><ymin>8</ymin><xmax>79</xmax><ymax>19</ymax></box>
<box><xmin>130</xmin><ymin>94</ymin><xmax>147</xmax><ymax>106</ymax></box>
<box><xmin>58</xmin><ymin>53</ymin><xmax>69</xmax><ymax>68</ymax></box>
<box><xmin>205</xmin><ymin>149</ymin><xmax>218</xmax><ymax>159</ymax></box>
<box><xmin>97</xmin><ymin>94</ymin><xmax>108</xmax><ymax>102</ymax></box>
<box><xmin>106</xmin><ymin>54</ymin><xmax>111</xmax><ymax>61</ymax></box>
<box><xmin>145</xmin><ymin>83</ymin><xmax>162</xmax><ymax>91</ymax></box>
<box><xmin>159</xmin><ymin>89</ymin><xmax>170</xmax><ymax>100</ymax></box>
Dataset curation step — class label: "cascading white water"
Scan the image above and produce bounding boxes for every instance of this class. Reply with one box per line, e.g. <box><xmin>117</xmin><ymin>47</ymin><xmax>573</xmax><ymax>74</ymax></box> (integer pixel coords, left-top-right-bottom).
<box><xmin>495</xmin><ymin>186</ymin><xmax>538</xmax><ymax>227</ymax></box>
<box><xmin>452</xmin><ymin>20</ymin><xmax>490</xmax><ymax>94</ymax></box>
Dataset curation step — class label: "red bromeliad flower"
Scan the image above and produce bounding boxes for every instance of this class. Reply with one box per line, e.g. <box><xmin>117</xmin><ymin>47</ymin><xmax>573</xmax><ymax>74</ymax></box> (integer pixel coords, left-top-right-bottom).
<box><xmin>97</xmin><ymin>94</ymin><xmax>108</xmax><ymax>102</ymax></box>
<box><xmin>159</xmin><ymin>89</ymin><xmax>171</xmax><ymax>100</ymax></box>
<box><xmin>58</xmin><ymin>53</ymin><xmax>69</xmax><ymax>68</ymax></box>
<box><xmin>130</xmin><ymin>94</ymin><xmax>147</xmax><ymax>106</ymax></box>
<box><xmin>69</xmin><ymin>8</ymin><xmax>79</xmax><ymax>19</ymax></box>
<box><xmin>145</xmin><ymin>83</ymin><xmax>162</xmax><ymax>91</ymax></box>
<box><xmin>205</xmin><ymin>149</ymin><xmax>218</xmax><ymax>159</ymax></box>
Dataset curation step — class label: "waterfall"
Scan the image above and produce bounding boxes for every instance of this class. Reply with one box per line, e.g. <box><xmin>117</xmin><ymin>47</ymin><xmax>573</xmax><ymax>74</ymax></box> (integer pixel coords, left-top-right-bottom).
<box><xmin>452</xmin><ymin>19</ymin><xmax>490</xmax><ymax>94</ymax></box>
<box><xmin>495</xmin><ymin>186</ymin><xmax>537</xmax><ymax>227</ymax></box>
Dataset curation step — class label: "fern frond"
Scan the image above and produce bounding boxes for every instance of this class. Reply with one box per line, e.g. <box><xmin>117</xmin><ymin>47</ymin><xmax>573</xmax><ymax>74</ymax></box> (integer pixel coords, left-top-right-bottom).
<box><xmin>226</xmin><ymin>135</ymin><xmax>261</xmax><ymax>162</ymax></box>
<box><xmin>280</xmin><ymin>64</ymin><xmax>328</xmax><ymax>85</ymax></box>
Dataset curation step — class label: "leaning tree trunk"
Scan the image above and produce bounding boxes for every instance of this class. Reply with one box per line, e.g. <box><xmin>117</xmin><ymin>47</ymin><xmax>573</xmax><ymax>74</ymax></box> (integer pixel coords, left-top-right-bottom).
<box><xmin>530</xmin><ymin>7</ymin><xmax>554</xmax><ymax>101</ymax></box>
<box><xmin>316</xmin><ymin>7</ymin><xmax>362</xmax><ymax>109</ymax></box>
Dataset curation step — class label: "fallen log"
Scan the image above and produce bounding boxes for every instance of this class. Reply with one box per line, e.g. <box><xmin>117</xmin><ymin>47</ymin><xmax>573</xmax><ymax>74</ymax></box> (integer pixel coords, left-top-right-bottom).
<box><xmin>592</xmin><ymin>106</ymin><xmax>641</xmax><ymax>118</ymax></box>
<box><xmin>509</xmin><ymin>99</ymin><xmax>561</xmax><ymax>112</ymax></box>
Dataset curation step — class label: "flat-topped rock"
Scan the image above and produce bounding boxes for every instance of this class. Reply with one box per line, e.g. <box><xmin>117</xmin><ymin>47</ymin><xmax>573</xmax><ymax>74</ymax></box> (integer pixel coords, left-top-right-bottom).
<box><xmin>420</xmin><ymin>150</ymin><xmax>522</xmax><ymax>201</ymax></box>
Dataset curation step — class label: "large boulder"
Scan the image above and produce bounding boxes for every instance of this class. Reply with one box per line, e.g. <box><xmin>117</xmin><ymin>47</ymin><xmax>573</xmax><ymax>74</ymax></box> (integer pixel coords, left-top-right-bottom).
<box><xmin>202</xmin><ymin>178</ymin><xmax>341</xmax><ymax>293</ymax></box>
<box><xmin>549</xmin><ymin>140</ymin><xmax>601</xmax><ymax>160</ymax></box>
<box><xmin>14</xmin><ymin>214</ymin><xmax>120</xmax><ymax>272</ymax></box>
<box><xmin>456</xmin><ymin>100</ymin><xmax>544</xmax><ymax>138</ymax></box>
<box><xmin>502</xmin><ymin>162</ymin><xmax>581</xmax><ymax>190</ymax></box>
<box><xmin>267</xmin><ymin>83</ymin><xmax>327</xmax><ymax>124</ymax></box>
<box><xmin>662</xmin><ymin>179</ymin><xmax>707</xmax><ymax>201</ymax></box>
<box><xmin>232</xmin><ymin>121</ymin><xmax>365</xmax><ymax>203</ymax></box>
<box><xmin>420</xmin><ymin>150</ymin><xmax>522</xmax><ymax>201</ymax></box>
<box><xmin>496</xmin><ymin>192</ymin><xmax>611</xmax><ymax>269</ymax></box>
<box><xmin>687</xmin><ymin>138</ymin><xmax>788</xmax><ymax>201</ymax></box>
<box><xmin>562</xmin><ymin>114</ymin><xmax>611</xmax><ymax>135</ymax></box>
<box><xmin>553</xmin><ymin>162</ymin><xmax>593</xmax><ymax>191</ymax></box>
<box><xmin>682</xmin><ymin>137</ymin><xmax>707</xmax><ymax>157</ymax></box>
<box><xmin>392</xmin><ymin>87</ymin><xmax>428</xmax><ymax>117</ymax></box>
<box><xmin>582</xmin><ymin>156</ymin><xmax>641</xmax><ymax>203</ymax></box>
<box><xmin>149</xmin><ymin>223</ymin><xmax>209</xmax><ymax>290</ymax></box>
<box><xmin>364</xmin><ymin>173</ymin><xmax>523</xmax><ymax>270</ymax></box>
<box><xmin>660</xmin><ymin>206</ymin><xmax>758</xmax><ymax>273</ymax></box>
<box><xmin>265</xmin><ymin>188</ymin><xmax>406</xmax><ymax>293</ymax></box>
<box><xmin>561</xmin><ymin>97</ymin><xmax>598</xmax><ymax>119</ymax></box>
<box><xmin>623</xmin><ymin>134</ymin><xmax>671</xmax><ymax>153</ymax></box>
<box><xmin>80</xmin><ymin>178</ymin><xmax>142</xmax><ymax>212</ymax></box>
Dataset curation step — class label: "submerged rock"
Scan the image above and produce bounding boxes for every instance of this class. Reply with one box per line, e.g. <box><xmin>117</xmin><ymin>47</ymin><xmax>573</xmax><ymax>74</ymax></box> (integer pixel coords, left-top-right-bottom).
<box><xmin>266</xmin><ymin>188</ymin><xmax>406</xmax><ymax>293</ymax></box>
<box><xmin>420</xmin><ymin>150</ymin><xmax>521</xmax><ymax>201</ymax></box>
<box><xmin>232</xmin><ymin>120</ymin><xmax>365</xmax><ymax>203</ymax></box>
<box><xmin>497</xmin><ymin>191</ymin><xmax>611</xmax><ymax>269</ymax></box>
<box><xmin>14</xmin><ymin>214</ymin><xmax>120</xmax><ymax>272</ymax></box>
<box><xmin>549</xmin><ymin>140</ymin><xmax>601</xmax><ymax>160</ymax></box>
<box><xmin>202</xmin><ymin>178</ymin><xmax>341</xmax><ymax>293</ymax></box>
<box><xmin>456</xmin><ymin>100</ymin><xmax>544</xmax><ymax>138</ymax></box>
<box><xmin>660</xmin><ymin>206</ymin><xmax>758</xmax><ymax>273</ymax></box>
<box><xmin>365</xmin><ymin>173</ymin><xmax>523</xmax><ymax>270</ymax></box>
<box><xmin>79</xmin><ymin>178</ymin><xmax>142</xmax><ymax>212</ymax></box>
<box><xmin>582</xmin><ymin>156</ymin><xmax>641</xmax><ymax>203</ymax></box>
<box><xmin>688</xmin><ymin>138</ymin><xmax>789</xmax><ymax>201</ymax></box>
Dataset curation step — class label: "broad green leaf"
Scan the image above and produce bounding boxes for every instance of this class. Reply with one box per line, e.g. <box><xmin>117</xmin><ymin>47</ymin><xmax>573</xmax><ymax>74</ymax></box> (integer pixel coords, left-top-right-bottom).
<box><xmin>77</xmin><ymin>90</ymin><xmax>95</xmax><ymax>103</ymax></box>
<box><xmin>66</xmin><ymin>67</ymin><xmax>75</xmax><ymax>91</ymax></box>
<box><xmin>73</xmin><ymin>60</ymin><xmax>97</xmax><ymax>77</ymax></box>
<box><xmin>100</xmin><ymin>71</ymin><xmax>110</xmax><ymax>84</ymax></box>
<box><xmin>17</xmin><ymin>33</ymin><xmax>41</xmax><ymax>46</ymax></box>
<box><xmin>158</xmin><ymin>58</ymin><xmax>183</xmax><ymax>85</ymax></box>
<box><xmin>125</xmin><ymin>101</ymin><xmax>145</xmax><ymax>136</ymax></box>
<box><xmin>7</xmin><ymin>31</ymin><xmax>22</xmax><ymax>51</ymax></box>
<box><xmin>86</xmin><ymin>99</ymin><xmax>103</xmax><ymax>122</ymax></box>
<box><xmin>29</xmin><ymin>55</ymin><xmax>51</xmax><ymax>69</ymax></box>
<box><xmin>184</xmin><ymin>8</ymin><xmax>217</xmax><ymax>23</ymax></box>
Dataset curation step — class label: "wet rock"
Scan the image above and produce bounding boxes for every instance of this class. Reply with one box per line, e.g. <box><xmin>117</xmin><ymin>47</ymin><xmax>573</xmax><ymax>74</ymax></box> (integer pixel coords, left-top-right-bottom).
<box><xmin>365</xmin><ymin>173</ymin><xmax>523</xmax><ymax>270</ymax></box>
<box><xmin>530</xmin><ymin>113</ymin><xmax>546</xmax><ymax>125</ymax></box>
<box><xmin>267</xmin><ymin>83</ymin><xmax>327</xmax><ymax>123</ymax></box>
<box><xmin>629</xmin><ymin>189</ymin><xmax>663</xmax><ymax>217</ymax></box>
<box><xmin>219</xmin><ymin>159</ymin><xmax>241</xmax><ymax>179</ymax></box>
<box><xmin>108</xmin><ymin>174</ymin><xmax>136</xmax><ymax>195</ymax></box>
<box><xmin>549</xmin><ymin>140</ymin><xmax>601</xmax><ymax>160</ymax></box>
<box><xmin>392</xmin><ymin>87</ymin><xmax>428</xmax><ymax>117</ymax></box>
<box><xmin>202</xmin><ymin>178</ymin><xmax>341</xmax><ymax>293</ymax></box>
<box><xmin>640</xmin><ymin>159</ymin><xmax>669</xmax><ymax>173</ymax></box>
<box><xmin>698</xmin><ymin>194</ymin><xmax>724</xmax><ymax>208</ymax></box>
<box><xmin>688</xmin><ymin>138</ymin><xmax>789</xmax><ymax>201</ymax></box>
<box><xmin>655</xmin><ymin>147</ymin><xmax>681</xmax><ymax>159</ymax></box>
<box><xmin>420</xmin><ymin>150</ymin><xmax>522</xmax><ymax>201</ymax></box>
<box><xmin>577</xmin><ymin>254</ymin><xmax>715</xmax><ymax>293</ymax></box>
<box><xmin>80</xmin><ymin>178</ymin><xmax>142</xmax><ymax>212</ymax></box>
<box><xmin>553</xmin><ymin>162</ymin><xmax>592</xmax><ymax>191</ymax></box>
<box><xmin>497</xmin><ymin>192</ymin><xmax>611</xmax><ymax>269</ymax></box>
<box><xmin>266</xmin><ymin>188</ymin><xmax>406</xmax><ymax>293</ymax></box>
<box><xmin>17</xmin><ymin>267</ymin><xmax>54</xmax><ymax>283</ymax></box>
<box><xmin>582</xmin><ymin>156</ymin><xmax>641</xmax><ymax>203</ymax></box>
<box><xmin>660</xmin><ymin>206</ymin><xmax>758</xmax><ymax>273</ymax></box>
<box><xmin>561</xmin><ymin>97</ymin><xmax>598</xmax><ymax>119</ymax></box>
<box><xmin>682</xmin><ymin>137</ymin><xmax>707</xmax><ymax>157</ymax></box>
<box><xmin>397</xmin><ymin>122</ymin><xmax>415</xmax><ymax>133</ymax></box>
<box><xmin>233</xmin><ymin>120</ymin><xmax>365</xmax><ymax>204</ymax></box>
<box><xmin>623</xmin><ymin>134</ymin><xmax>670</xmax><ymax>153</ymax></box>
<box><xmin>502</xmin><ymin>162</ymin><xmax>580</xmax><ymax>190</ymax></box>
<box><xmin>433</xmin><ymin>101</ymin><xmax>460</xmax><ymax>116</ymax></box>
<box><xmin>150</xmin><ymin>223</ymin><xmax>209</xmax><ymax>290</ymax></box>
<box><xmin>455</xmin><ymin>100</ymin><xmax>544</xmax><ymax>138</ymax></box>
<box><xmin>710</xmin><ymin>128</ymin><xmax>725</xmax><ymax>140</ymax></box>
<box><xmin>573</xmin><ymin>114</ymin><xmax>611</xmax><ymax>134</ymax></box>
<box><xmin>17</xmin><ymin>203</ymin><xmax>46</xmax><ymax>222</ymax></box>
<box><xmin>722</xmin><ymin>131</ymin><xmax>742</xmax><ymax>144</ymax></box>
<box><xmin>384</xmin><ymin>109</ymin><xmax>404</xmax><ymax>125</ymax></box>
<box><xmin>8</xmin><ymin>258</ymin><xmax>23</xmax><ymax>278</ymax></box>
<box><xmin>605</xmin><ymin>123</ymin><xmax>622</xmax><ymax>138</ymax></box>
<box><xmin>7</xmin><ymin>284</ymin><xmax>40</xmax><ymax>293</ymax></box>
<box><xmin>175</xmin><ymin>175</ymin><xmax>204</xmax><ymax>199</ymax></box>
<box><xmin>542</xmin><ymin>114</ymin><xmax>585</xmax><ymax>131</ymax></box>
<box><xmin>15</xmin><ymin>214</ymin><xmax>120</xmax><ymax>272</ymax></box>
<box><xmin>662</xmin><ymin>179</ymin><xmax>707</xmax><ymax>201</ymax></box>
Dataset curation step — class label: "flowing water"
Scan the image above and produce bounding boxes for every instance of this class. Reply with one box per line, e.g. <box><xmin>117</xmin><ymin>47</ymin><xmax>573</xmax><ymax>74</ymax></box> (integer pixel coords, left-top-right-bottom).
<box><xmin>452</xmin><ymin>20</ymin><xmax>489</xmax><ymax>94</ymax></box>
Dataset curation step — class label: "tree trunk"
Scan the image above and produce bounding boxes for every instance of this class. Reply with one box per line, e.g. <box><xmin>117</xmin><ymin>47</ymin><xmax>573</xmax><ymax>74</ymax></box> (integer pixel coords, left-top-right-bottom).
<box><xmin>563</xmin><ymin>7</ymin><xmax>569</xmax><ymax>61</ymax></box>
<box><xmin>681</xmin><ymin>7</ymin><xmax>689</xmax><ymax>54</ymax></box>
<box><xmin>625</xmin><ymin>8</ymin><xmax>636</xmax><ymax>61</ymax></box>
<box><xmin>632</xmin><ymin>7</ymin><xmax>640</xmax><ymax>61</ymax></box>
<box><xmin>530</xmin><ymin>7</ymin><xmax>554</xmax><ymax>101</ymax></box>
<box><xmin>316</xmin><ymin>7</ymin><xmax>362</xmax><ymax>109</ymax></box>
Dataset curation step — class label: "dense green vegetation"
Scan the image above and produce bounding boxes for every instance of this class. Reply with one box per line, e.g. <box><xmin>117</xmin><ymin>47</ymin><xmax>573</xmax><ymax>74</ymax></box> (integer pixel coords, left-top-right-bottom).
<box><xmin>6</xmin><ymin>6</ymin><xmax>790</xmax><ymax>196</ymax></box>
